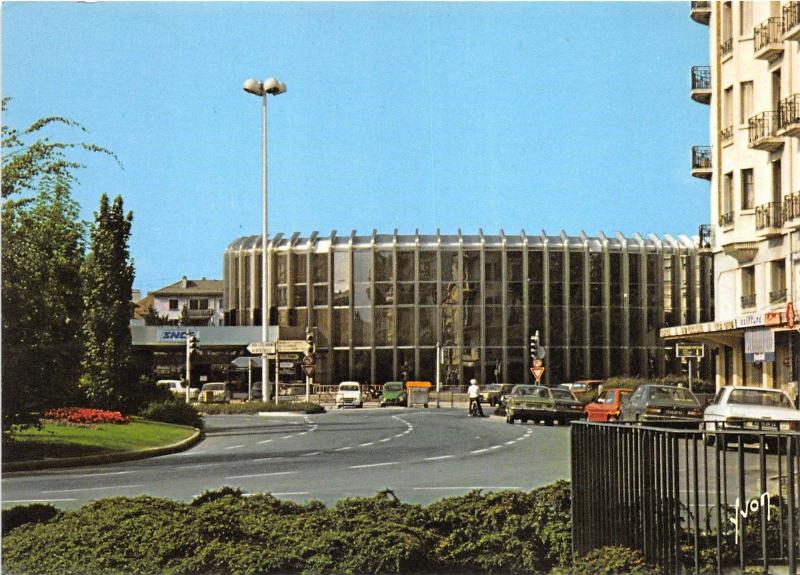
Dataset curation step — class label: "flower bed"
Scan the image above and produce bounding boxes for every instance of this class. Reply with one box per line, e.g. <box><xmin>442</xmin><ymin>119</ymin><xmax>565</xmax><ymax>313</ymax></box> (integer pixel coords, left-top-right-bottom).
<box><xmin>43</xmin><ymin>407</ymin><xmax>129</xmax><ymax>425</ymax></box>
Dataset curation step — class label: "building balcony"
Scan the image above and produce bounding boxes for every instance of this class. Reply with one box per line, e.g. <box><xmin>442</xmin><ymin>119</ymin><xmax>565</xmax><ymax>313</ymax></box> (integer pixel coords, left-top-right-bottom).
<box><xmin>720</xmin><ymin>37</ymin><xmax>733</xmax><ymax>59</ymax></box>
<box><xmin>690</xmin><ymin>1</ymin><xmax>711</xmax><ymax>25</ymax></box>
<box><xmin>754</xmin><ymin>17</ymin><xmax>784</xmax><ymax>60</ymax></box>
<box><xmin>741</xmin><ymin>294</ymin><xmax>757</xmax><ymax>309</ymax></box>
<box><xmin>784</xmin><ymin>1</ymin><xmax>800</xmax><ymax>41</ymax></box>
<box><xmin>748</xmin><ymin>111</ymin><xmax>783</xmax><ymax>151</ymax></box>
<box><xmin>188</xmin><ymin>308</ymin><xmax>215</xmax><ymax>319</ymax></box>
<box><xmin>770</xmin><ymin>289</ymin><xmax>787</xmax><ymax>304</ymax></box>
<box><xmin>784</xmin><ymin>193</ymin><xmax>800</xmax><ymax>229</ymax></box>
<box><xmin>691</xmin><ymin>146</ymin><xmax>712</xmax><ymax>179</ymax></box>
<box><xmin>690</xmin><ymin>66</ymin><xmax>711</xmax><ymax>104</ymax></box>
<box><xmin>720</xmin><ymin>125</ymin><xmax>734</xmax><ymax>146</ymax></box>
<box><xmin>718</xmin><ymin>211</ymin><xmax>734</xmax><ymax>228</ymax></box>
<box><xmin>755</xmin><ymin>201</ymin><xmax>783</xmax><ymax>237</ymax></box>
<box><xmin>778</xmin><ymin>94</ymin><xmax>800</xmax><ymax>137</ymax></box>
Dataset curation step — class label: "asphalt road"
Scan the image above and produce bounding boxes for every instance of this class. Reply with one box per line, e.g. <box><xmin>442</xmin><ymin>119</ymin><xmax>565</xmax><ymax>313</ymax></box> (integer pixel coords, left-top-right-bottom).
<box><xmin>2</xmin><ymin>407</ymin><xmax>572</xmax><ymax>509</ymax></box>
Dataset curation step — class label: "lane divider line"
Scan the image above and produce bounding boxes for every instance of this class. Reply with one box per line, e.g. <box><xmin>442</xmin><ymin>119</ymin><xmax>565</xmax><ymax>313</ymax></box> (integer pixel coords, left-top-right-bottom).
<box><xmin>225</xmin><ymin>471</ymin><xmax>298</xmax><ymax>480</ymax></box>
<box><xmin>413</xmin><ymin>486</ymin><xmax>521</xmax><ymax>491</ymax></box>
<box><xmin>257</xmin><ymin>439</ymin><xmax>273</xmax><ymax>444</ymax></box>
<box><xmin>379</xmin><ymin>438</ymin><xmax>392</xmax><ymax>443</ymax></box>
<box><xmin>272</xmin><ymin>491</ymin><xmax>310</xmax><ymax>496</ymax></box>
<box><xmin>300</xmin><ymin>451</ymin><xmax>320</xmax><ymax>457</ymax></box>
<box><xmin>225</xmin><ymin>445</ymin><xmax>245</xmax><ymax>450</ymax></box>
<box><xmin>42</xmin><ymin>484</ymin><xmax>144</xmax><ymax>494</ymax></box>
<box><xmin>359</xmin><ymin>442</ymin><xmax>374</xmax><ymax>447</ymax></box>
<box><xmin>4</xmin><ymin>498</ymin><xmax>77</xmax><ymax>503</ymax></box>
<box><xmin>334</xmin><ymin>446</ymin><xmax>352</xmax><ymax>452</ymax></box>
<box><xmin>349</xmin><ymin>462</ymin><xmax>398</xmax><ymax>469</ymax></box>
<box><xmin>424</xmin><ymin>455</ymin><xmax>454</xmax><ymax>461</ymax></box>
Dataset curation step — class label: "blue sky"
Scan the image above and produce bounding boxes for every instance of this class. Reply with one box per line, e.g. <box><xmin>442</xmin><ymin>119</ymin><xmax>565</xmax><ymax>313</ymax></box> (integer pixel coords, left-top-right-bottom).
<box><xmin>3</xmin><ymin>2</ymin><xmax>709</xmax><ymax>295</ymax></box>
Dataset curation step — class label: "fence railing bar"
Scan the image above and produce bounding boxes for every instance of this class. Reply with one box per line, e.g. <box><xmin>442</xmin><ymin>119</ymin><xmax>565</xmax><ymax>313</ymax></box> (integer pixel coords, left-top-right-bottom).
<box><xmin>693</xmin><ymin>436</ymin><xmax>700</xmax><ymax>573</ymax></box>
<box><xmin>759</xmin><ymin>434</ymin><xmax>768</xmax><ymax>573</ymax></box>
<box><xmin>788</xmin><ymin>436</ymin><xmax>797</xmax><ymax>574</ymax></box>
<box><xmin>715</xmin><ymin>431</ymin><xmax>723</xmax><ymax>575</ymax></box>
<box><xmin>738</xmin><ymin>435</ymin><xmax>746</xmax><ymax>572</ymax></box>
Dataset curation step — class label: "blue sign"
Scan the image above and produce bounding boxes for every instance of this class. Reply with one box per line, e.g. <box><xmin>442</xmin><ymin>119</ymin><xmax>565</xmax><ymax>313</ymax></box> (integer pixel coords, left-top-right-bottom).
<box><xmin>158</xmin><ymin>328</ymin><xmax>198</xmax><ymax>342</ymax></box>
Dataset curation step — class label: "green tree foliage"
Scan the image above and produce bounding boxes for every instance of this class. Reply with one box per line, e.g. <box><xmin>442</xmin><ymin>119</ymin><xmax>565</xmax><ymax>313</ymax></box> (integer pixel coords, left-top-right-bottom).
<box><xmin>2</xmin><ymin>175</ymin><xmax>86</xmax><ymax>431</ymax></box>
<box><xmin>80</xmin><ymin>194</ymin><xmax>136</xmax><ymax>410</ymax></box>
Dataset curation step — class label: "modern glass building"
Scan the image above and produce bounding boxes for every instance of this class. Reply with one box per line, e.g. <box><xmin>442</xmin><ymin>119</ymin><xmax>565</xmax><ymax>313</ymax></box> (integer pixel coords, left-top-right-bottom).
<box><xmin>224</xmin><ymin>230</ymin><xmax>713</xmax><ymax>387</ymax></box>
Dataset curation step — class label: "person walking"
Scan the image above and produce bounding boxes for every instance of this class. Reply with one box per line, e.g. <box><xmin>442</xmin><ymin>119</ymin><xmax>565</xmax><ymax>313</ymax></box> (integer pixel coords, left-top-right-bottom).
<box><xmin>467</xmin><ymin>378</ymin><xmax>484</xmax><ymax>417</ymax></box>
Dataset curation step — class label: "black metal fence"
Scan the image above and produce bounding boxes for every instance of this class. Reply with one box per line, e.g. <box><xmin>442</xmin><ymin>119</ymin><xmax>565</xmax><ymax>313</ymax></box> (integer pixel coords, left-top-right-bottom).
<box><xmin>572</xmin><ymin>421</ymin><xmax>799</xmax><ymax>574</ymax></box>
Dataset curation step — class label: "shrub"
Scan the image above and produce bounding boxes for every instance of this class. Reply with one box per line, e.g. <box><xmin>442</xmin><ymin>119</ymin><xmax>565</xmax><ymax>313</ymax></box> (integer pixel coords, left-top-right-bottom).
<box><xmin>43</xmin><ymin>407</ymin><xmax>129</xmax><ymax>425</ymax></box>
<box><xmin>139</xmin><ymin>400</ymin><xmax>203</xmax><ymax>429</ymax></box>
<box><xmin>552</xmin><ymin>546</ymin><xmax>659</xmax><ymax>575</ymax></box>
<box><xmin>198</xmin><ymin>401</ymin><xmax>325</xmax><ymax>415</ymax></box>
<box><xmin>2</xmin><ymin>504</ymin><xmax>61</xmax><ymax>535</ymax></box>
<box><xmin>191</xmin><ymin>486</ymin><xmax>244</xmax><ymax>507</ymax></box>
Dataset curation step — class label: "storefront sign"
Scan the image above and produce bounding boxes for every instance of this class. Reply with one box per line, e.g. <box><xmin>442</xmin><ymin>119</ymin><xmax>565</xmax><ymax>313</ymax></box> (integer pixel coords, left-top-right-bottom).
<box><xmin>764</xmin><ymin>311</ymin><xmax>783</xmax><ymax>327</ymax></box>
<box><xmin>736</xmin><ymin>314</ymin><xmax>765</xmax><ymax>329</ymax></box>
<box><xmin>158</xmin><ymin>328</ymin><xmax>198</xmax><ymax>342</ymax></box>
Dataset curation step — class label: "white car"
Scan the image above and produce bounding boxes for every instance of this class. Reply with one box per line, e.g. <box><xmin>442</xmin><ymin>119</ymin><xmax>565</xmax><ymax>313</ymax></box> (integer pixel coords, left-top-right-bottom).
<box><xmin>157</xmin><ymin>379</ymin><xmax>198</xmax><ymax>401</ymax></box>
<box><xmin>704</xmin><ymin>386</ymin><xmax>800</xmax><ymax>448</ymax></box>
<box><xmin>336</xmin><ymin>381</ymin><xmax>363</xmax><ymax>408</ymax></box>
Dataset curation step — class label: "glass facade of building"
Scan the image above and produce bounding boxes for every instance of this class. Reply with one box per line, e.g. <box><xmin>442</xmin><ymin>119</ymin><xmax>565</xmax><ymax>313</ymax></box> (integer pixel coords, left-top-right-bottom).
<box><xmin>224</xmin><ymin>230</ymin><xmax>713</xmax><ymax>386</ymax></box>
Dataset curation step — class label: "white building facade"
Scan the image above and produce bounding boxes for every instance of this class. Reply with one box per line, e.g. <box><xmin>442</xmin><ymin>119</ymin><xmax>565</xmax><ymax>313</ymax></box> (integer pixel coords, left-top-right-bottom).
<box><xmin>149</xmin><ymin>277</ymin><xmax>225</xmax><ymax>326</ymax></box>
<box><xmin>664</xmin><ymin>2</ymin><xmax>800</xmax><ymax>399</ymax></box>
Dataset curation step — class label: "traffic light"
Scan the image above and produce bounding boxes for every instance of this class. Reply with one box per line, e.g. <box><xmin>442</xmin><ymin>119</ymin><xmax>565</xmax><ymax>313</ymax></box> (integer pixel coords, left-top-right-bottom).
<box><xmin>305</xmin><ymin>330</ymin><xmax>316</xmax><ymax>355</ymax></box>
<box><xmin>530</xmin><ymin>331</ymin><xmax>540</xmax><ymax>362</ymax></box>
<box><xmin>187</xmin><ymin>335</ymin><xmax>198</xmax><ymax>357</ymax></box>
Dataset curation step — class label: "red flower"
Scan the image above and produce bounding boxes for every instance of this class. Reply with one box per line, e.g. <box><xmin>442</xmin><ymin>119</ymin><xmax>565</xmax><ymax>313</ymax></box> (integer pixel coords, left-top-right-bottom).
<box><xmin>44</xmin><ymin>407</ymin><xmax>129</xmax><ymax>425</ymax></box>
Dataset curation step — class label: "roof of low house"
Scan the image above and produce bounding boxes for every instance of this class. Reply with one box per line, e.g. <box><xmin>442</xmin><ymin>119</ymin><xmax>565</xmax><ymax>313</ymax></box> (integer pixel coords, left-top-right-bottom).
<box><xmin>150</xmin><ymin>277</ymin><xmax>223</xmax><ymax>297</ymax></box>
<box><xmin>132</xmin><ymin>293</ymin><xmax>155</xmax><ymax>320</ymax></box>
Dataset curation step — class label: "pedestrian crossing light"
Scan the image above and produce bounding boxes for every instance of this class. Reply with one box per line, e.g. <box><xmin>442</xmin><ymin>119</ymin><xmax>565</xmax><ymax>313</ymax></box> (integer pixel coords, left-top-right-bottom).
<box><xmin>530</xmin><ymin>331</ymin><xmax>540</xmax><ymax>362</ymax></box>
<box><xmin>305</xmin><ymin>330</ymin><xmax>316</xmax><ymax>355</ymax></box>
<box><xmin>187</xmin><ymin>335</ymin><xmax>198</xmax><ymax>357</ymax></box>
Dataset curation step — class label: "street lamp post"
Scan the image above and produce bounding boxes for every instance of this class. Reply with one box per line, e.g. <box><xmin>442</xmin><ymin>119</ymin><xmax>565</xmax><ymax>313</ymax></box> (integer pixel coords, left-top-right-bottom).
<box><xmin>243</xmin><ymin>77</ymin><xmax>286</xmax><ymax>404</ymax></box>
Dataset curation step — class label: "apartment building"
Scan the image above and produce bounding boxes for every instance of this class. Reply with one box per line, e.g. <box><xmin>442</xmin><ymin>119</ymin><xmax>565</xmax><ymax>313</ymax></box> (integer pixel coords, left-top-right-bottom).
<box><xmin>663</xmin><ymin>2</ymin><xmax>800</xmax><ymax>397</ymax></box>
<box><xmin>224</xmin><ymin>230</ymin><xmax>711</xmax><ymax>387</ymax></box>
<box><xmin>146</xmin><ymin>276</ymin><xmax>225</xmax><ymax>326</ymax></box>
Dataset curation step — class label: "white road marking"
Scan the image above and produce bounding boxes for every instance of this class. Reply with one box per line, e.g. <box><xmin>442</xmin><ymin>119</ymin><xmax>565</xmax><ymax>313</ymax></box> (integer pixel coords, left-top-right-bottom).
<box><xmin>300</xmin><ymin>451</ymin><xmax>320</xmax><ymax>457</ymax></box>
<box><xmin>470</xmin><ymin>448</ymin><xmax>491</xmax><ymax>454</ymax></box>
<box><xmin>424</xmin><ymin>455</ymin><xmax>454</xmax><ymax>461</ymax></box>
<box><xmin>359</xmin><ymin>442</ymin><xmax>374</xmax><ymax>447</ymax></box>
<box><xmin>282</xmin><ymin>435</ymin><xmax>293</xmax><ymax>439</ymax></box>
<box><xmin>42</xmin><ymin>484</ymin><xmax>144</xmax><ymax>494</ymax></box>
<box><xmin>257</xmin><ymin>439</ymin><xmax>273</xmax><ymax>444</ymax></box>
<box><xmin>349</xmin><ymin>462</ymin><xmax>399</xmax><ymax>469</ymax></box>
<box><xmin>334</xmin><ymin>446</ymin><xmax>352</xmax><ymax>452</ymax></box>
<box><xmin>65</xmin><ymin>471</ymin><xmax>130</xmax><ymax>479</ymax></box>
<box><xmin>297</xmin><ymin>432</ymin><xmax>307</xmax><ymax>436</ymax></box>
<box><xmin>251</xmin><ymin>457</ymin><xmax>284</xmax><ymax>463</ymax></box>
<box><xmin>505</xmin><ymin>441</ymin><xmax>516</xmax><ymax>445</ymax></box>
<box><xmin>272</xmin><ymin>491</ymin><xmax>310</xmax><ymax>496</ymax></box>
<box><xmin>225</xmin><ymin>471</ymin><xmax>298</xmax><ymax>480</ymax></box>
<box><xmin>4</xmin><ymin>498</ymin><xmax>77</xmax><ymax>503</ymax></box>
<box><xmin>489</xmin><ymin>445</ymin><xmax>502</xmax><ymax>450</ymax></box>
<box><xmin>394</xmin><ymin>434</ymin><xmax>404</xmax><ymax>438</ymax></box>
<box><xmin>225</xmin><ymin>444</ymin><xmax>245</xmax><ymax>450</ymax></box>
<box><xmin>379</xmin><ymin>438</ymin><xmax>392</xmax><ymax>443</ymax></box>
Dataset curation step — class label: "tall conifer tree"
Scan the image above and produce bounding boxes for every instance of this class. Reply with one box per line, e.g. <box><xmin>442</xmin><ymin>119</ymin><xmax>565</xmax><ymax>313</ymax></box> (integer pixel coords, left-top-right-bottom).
<box><xmin>81</xmin><ymin>194</ymin><xmax>135</xmax><ymax>410</ymax></box>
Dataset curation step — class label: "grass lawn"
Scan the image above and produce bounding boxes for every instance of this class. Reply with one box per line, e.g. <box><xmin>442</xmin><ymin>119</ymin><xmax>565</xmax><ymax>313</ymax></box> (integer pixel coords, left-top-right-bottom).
<box><xmin>3</xmin><ymin>419</ymin><xmax>196</xmax><ymax>462</ymax></box>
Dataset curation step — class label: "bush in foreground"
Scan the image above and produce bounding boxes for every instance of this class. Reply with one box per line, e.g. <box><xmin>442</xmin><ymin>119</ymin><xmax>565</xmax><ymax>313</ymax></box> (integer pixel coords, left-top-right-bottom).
<box><xmin>2</xmin><ymin>482</ymin><xmax>579</xmax><ymax>574</ymax></box>
<box><xmin>552</xmin><ymin>546</ymin><xmax>660</xmax><ymax>575</ymax></box>
<box><xmin>2</xmin><ymin>504</ymin><xmax>61</xmax><ymax>535</ymax></box>
<box><xmin>139</xmin><ymin>400</ymin><xmax>203</xmax><ymax>429</ymax></box>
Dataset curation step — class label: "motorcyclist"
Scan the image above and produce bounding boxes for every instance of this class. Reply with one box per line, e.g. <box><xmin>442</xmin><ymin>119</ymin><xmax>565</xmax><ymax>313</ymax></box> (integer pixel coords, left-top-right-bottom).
<box><xmin>467</xmin><ymin>379</ymin><xmax>485</xmax><ymax>417</ymax></box>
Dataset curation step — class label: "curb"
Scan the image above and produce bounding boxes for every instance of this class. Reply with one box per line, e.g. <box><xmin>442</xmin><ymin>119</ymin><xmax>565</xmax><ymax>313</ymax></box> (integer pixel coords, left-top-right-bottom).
<box><xmin>2</xmin><ymin>427</ymin><xmax>204</xmax><ymax>473</ymax></box>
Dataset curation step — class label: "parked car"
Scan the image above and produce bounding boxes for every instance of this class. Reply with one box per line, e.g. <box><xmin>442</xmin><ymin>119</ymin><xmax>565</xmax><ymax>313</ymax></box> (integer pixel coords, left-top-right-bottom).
<box><xmin>336</xmin><ymin>381</ymin><xmax>363</xmax><ymax>408</ymax></box>
<box><xmin>505</xmin><ymin>384</ymin><xmax>584</xmax><ymax>425</ymax></box>
<box><xmin>156</xmin><ymin>379</ymin><xmax>199</xmax><ymax>401</ymax></box>
<box><xmin>380</xmin><ymin>381</ymin><xmax>406</xmax><ymax>407</ymax></box>
<box><xmin>703</xmin><ymin>386</ymin><xmax>800</xmax><ymax>448</ymax></box>
<box><xmin>619</xmin><ymin>384</ymin><xmax>702</xmax><ymax>424</ymax></box>
<box><xmin>197</xmin><ymin>382</ymin><xmax>230</xmax><ymax>404</ymax></box>
<box><xmin>584</xmin><ymin>388</ymin><xmax>633</xmax><ymax>422</ymax></box>
<box><xmin>480</xmin><ymin>383</ymin><xmax>516</xmax><ymax>406</ymax></box>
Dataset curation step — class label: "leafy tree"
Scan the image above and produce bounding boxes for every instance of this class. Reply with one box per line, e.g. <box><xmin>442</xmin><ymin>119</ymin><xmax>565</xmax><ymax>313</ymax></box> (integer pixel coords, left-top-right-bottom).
<box><xmin>81</xmin><ymin>194</ymin><xmax>135</xmax><ymax>410</ymax></box>
<box><xmin>2</xmin><ymin>176</ymin><xmax>86</xmax><ymax>431</ymax></box>
<box><xmin>143</xmin><ymin>304</ymin><xmax>170</xmax><ymax>326</ymax></box>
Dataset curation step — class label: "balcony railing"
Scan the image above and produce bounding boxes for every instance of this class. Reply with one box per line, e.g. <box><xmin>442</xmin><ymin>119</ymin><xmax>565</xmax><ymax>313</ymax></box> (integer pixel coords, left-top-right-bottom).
<box><xmin>698</xmin><ymin>224</ymin><xmax>712</xmax><ymax>249</ymax></box>
<box><xmin>690</xmin><ymin>1</ymin><xmax>710</xmax><ymax>25</ymax></box>
<box><xmin>785</xmin><ymin>193</ymin><xmax>800</xmax><ymax>223</ymax></box>
<box><xmin>718</xmin><ymin>211</ymin><xmax>734</xmax><ymax>227</ymax></box>
<box><xmin>778</xmin><ymin>93</ymin><xmax>800</xmax><ymax>137</ymax></box>
<box><xmin>784</xmin><ymin>1</ymin><xmax>800</xmax><ymax>40</ymax></box>
<box><xmin>720</xmin><ymin>125</ymin><xmax>734</xmax><ymax>145</ymax></box>
<box><xmin>755</xmin><ymin>202</ymin><xmax>783</xmax><ymax>235</ymax></box>
<box><xmin>690</xmin><ymin>146</ymin><xmax>711</xmax><ymax>179</ymax></box>
<box><xmin>741</xmin><ymin>293</ymin><xmax>756</xmax><ymax>308</ymax></box>
<box><xmin>690</xmin><ymin>66</ymin><xmax>711</xmax><ymax>104</ymax></box>
<box><xmin>754</xmin><ymin>17</ymin><xmax>784</xmax><ymax>59</ymax></box>
<box><xmin>720</xmin><ymin>37</ymin><xmax>733</xmax><ymax>58</ymax></box>
<box><xmin>770</xmin><ymin>288</ymin><xmax>787</xmax><ymax>304</ymax></box>
<box><xmin>748</xmin><ymin>111</ymin><xmax>783</xmax><ymax>151</ymax></box>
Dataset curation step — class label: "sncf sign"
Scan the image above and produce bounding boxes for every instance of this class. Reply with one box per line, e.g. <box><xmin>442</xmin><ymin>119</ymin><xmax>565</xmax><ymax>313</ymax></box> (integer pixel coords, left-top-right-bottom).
<box><xmin>158</xmin><ymin>329</ymin><xmax>197</xmax><ymax>342</ymax></box>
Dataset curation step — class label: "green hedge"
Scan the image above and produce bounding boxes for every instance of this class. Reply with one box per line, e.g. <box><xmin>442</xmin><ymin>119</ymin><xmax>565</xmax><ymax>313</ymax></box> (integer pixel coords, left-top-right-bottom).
<box><xmin>3</xmin><ymin>482</ymin><xmax>577</xmax><ymax>575</ymax></box>
<box><xmin>139</xmin><ymin>400</ymin><xmax>204</xmax><ymax>429</ymax></box>
<box><xmin>198</xmin><ymin>401</ymin><xmax>325</xmax><ymax>415</ymax></box>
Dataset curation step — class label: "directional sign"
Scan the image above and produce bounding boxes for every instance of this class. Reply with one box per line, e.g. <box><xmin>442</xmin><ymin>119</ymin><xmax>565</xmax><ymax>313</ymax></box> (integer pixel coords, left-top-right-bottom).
<box><xmin>531</xmin><ymin>366</ymin><xmax>545</xmax><ymax>383</ymax></box>
<box><xmin>247</xmin><ymin>342</ymin><xmax>276</xmax><ymax>355</ymax></box>
<box><xmin>676</xmin><ymin>343</ymin><xmax>704</xmax><ymax>359</ymax></box>
<box><xmin>277</xmin><ymin>340</ymin><xmax>309</xmax><ymax>353</ymax></box>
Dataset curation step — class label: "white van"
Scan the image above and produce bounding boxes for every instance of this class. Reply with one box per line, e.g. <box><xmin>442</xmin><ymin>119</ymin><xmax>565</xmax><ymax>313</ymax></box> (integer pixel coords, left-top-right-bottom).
<box><xmin>157</xmin><ymin>379</ymin><xmax>199</xmax><ymax>401</ymax></box>
<box><xmin>335</xmin><ymin>381</ymin><xmax>363</xmax><ymax>408</ymax></box>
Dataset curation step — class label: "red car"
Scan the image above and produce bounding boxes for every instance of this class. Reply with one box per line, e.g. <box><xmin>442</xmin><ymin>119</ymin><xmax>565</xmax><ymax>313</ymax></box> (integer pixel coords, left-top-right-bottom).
<box><xmin>584</xmin><ymin>388</ymin><xmax>632</xmax><ymax>422</ymax></box>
